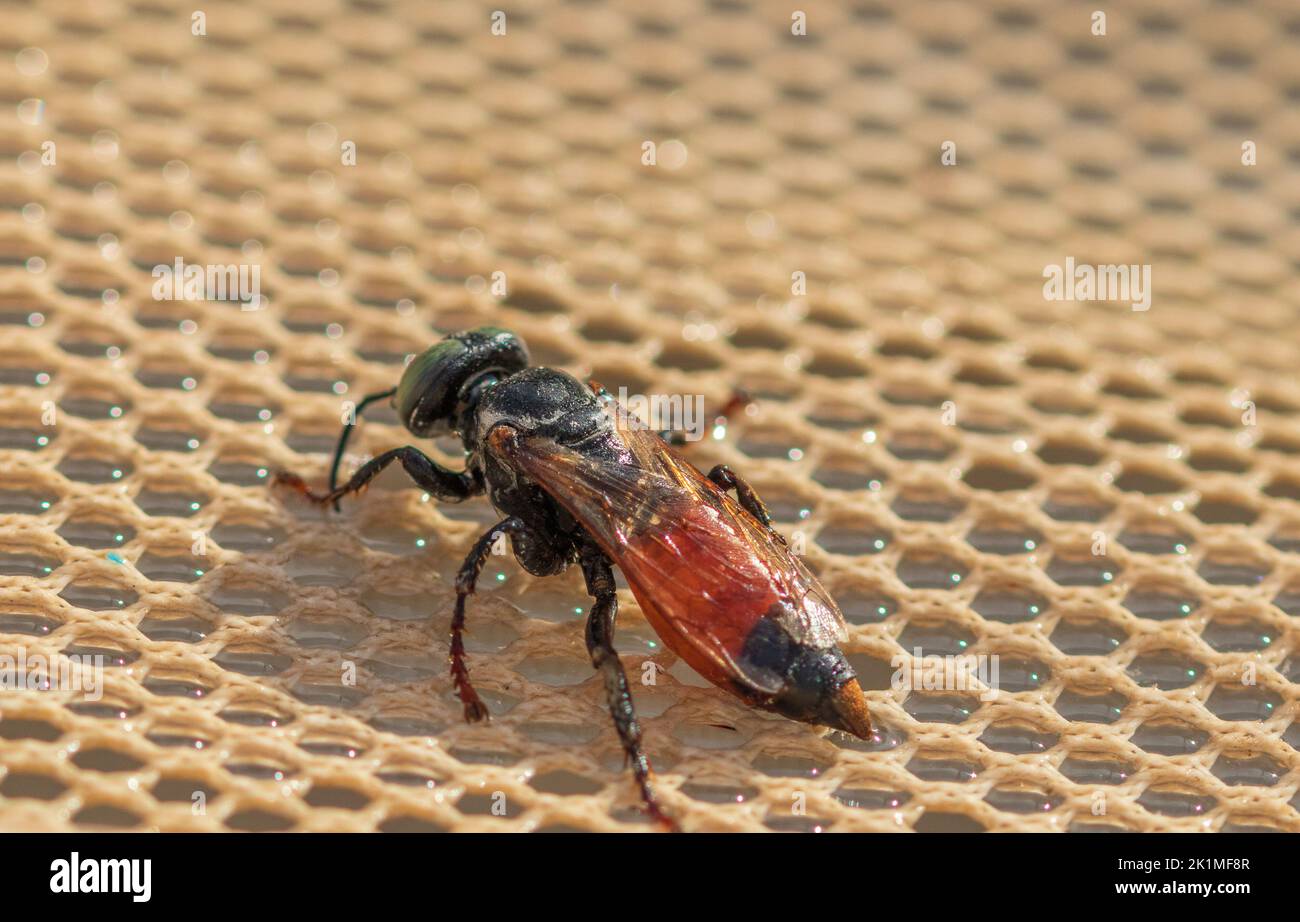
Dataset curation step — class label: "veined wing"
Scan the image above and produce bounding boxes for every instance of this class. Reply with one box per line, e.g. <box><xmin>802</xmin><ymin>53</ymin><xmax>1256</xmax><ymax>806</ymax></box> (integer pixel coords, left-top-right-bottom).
<box><xmin>493</xmin><ymin>404</ymin><xmax>845</xmax><ymax>696</ymax></box>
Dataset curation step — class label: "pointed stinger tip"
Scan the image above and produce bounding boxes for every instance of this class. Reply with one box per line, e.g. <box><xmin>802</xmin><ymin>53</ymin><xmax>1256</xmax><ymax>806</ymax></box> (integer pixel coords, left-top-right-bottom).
<box><xmin>830</xmin><ymin>677</ymin><xmax>874</xmax><ymax>741</ymax></box>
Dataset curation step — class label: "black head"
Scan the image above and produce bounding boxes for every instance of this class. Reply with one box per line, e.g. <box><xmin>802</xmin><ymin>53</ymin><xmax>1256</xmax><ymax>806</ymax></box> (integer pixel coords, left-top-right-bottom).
<box><xmin>395</xmin><ymin>328</ymin><xmax>531</xmax><ymax>437</ymax></box>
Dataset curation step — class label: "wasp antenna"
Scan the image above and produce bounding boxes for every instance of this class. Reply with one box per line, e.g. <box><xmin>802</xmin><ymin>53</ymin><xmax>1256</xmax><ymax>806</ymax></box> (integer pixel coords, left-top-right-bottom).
<box><xmin>329</xmin><ymin>387</ymin><xmax>396</xmax><ymax>511</ymax></box>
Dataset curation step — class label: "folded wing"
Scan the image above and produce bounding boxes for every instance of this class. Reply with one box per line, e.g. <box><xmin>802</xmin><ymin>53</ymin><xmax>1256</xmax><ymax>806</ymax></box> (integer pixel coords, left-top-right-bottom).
<box><xmin>497</xmin><ymin>400</ymin><xmax>845</xmax><ymax>697</ymax></box>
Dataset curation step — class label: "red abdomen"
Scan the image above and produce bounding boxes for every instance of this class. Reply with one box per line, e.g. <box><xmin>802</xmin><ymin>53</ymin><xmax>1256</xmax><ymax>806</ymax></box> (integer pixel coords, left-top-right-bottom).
<box><xmin>617</xmin><ymin>509</ymin><xmax>779</xmax><ymax>691</ymax></box>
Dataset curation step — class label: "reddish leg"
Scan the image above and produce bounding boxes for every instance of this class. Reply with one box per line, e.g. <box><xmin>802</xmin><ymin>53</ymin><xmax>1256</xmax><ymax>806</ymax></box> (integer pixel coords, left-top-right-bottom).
<box><xmin>449</xmin><ymin>517</ymin><xmax>527</xmax><ymax>723</ymax></box>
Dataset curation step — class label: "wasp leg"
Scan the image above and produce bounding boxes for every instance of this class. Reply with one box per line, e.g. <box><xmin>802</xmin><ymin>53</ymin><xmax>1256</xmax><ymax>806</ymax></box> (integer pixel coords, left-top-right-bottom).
<box><xmin>707</xmin><ymin>464</ymin><xmax>783</xmax><ymax>541</ymax></box>
<box><xmin>449</xmin><ymin>516</ymin><xmax>528</xmax><ymax>723</ymax></box>
<box><xmin>275</xmin><ymin>446</ymin><xmax>479</xmax><ymax>509</ymax></box>
<box><xmin>579</xmin><ymin>547</ymin><xmax>678</xmax><ymax>832</ymax></box>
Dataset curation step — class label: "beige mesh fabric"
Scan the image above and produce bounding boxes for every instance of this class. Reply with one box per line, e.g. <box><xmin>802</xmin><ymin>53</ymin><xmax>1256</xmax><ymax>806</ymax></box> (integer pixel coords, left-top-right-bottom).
<box><xmin>1</xmin><ymin>0</ymin><xmax>1298</xmax><ymax>833</ymax></box>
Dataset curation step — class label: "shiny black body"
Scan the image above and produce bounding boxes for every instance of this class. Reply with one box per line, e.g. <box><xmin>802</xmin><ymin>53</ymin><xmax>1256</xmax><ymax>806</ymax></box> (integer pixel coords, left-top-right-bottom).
<box><xmin>468</xmin><ymin>366</ymin><xmax>626</xmax><ymax>577</ymax></box>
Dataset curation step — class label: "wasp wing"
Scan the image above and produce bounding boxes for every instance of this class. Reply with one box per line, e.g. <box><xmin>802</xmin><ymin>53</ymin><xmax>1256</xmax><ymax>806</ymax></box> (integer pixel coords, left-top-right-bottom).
<box><xmin>596</xmin><ymin>397</ymin><xmax>848</xmax><ymax>651</ymax></box>
<box><xmin>497</xmin><ymin>401</ymin><xmax>845</xmax><ymax>697</ymax></box>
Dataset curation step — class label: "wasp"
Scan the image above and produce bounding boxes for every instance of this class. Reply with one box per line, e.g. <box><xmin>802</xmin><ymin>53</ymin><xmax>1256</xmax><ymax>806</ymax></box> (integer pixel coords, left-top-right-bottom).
<box><xmin>275</xmin><ymin>328</ymin><xmax>873</xmax><ymax>829</ymax></box>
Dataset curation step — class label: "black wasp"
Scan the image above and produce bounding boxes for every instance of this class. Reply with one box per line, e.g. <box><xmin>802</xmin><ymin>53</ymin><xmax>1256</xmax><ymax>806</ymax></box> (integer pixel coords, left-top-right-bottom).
<box><xmin>276</xmin><ymin>328</ymin><xmax>872</xmax><ymax>829</ymax></box>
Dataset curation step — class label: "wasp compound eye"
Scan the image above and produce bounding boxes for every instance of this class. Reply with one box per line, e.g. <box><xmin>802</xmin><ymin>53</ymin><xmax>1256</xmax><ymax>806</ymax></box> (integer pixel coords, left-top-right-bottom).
<box><xmin>396</xmin><ymin>327</ymin><xmax>529</xmax><ymax>436</ymax></box>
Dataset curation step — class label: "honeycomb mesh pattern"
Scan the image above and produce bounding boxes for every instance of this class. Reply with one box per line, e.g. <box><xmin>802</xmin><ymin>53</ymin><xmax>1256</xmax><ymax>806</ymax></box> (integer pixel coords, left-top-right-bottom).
<box><xmin>1</xmin><ymin>0</ymin><xmax>1299</xmax><ymax>832</ymax></box>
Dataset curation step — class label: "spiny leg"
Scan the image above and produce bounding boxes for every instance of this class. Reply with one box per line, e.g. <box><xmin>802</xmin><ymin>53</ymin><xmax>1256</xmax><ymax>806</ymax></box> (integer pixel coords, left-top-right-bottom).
<box><xmin>708</xmin><ymin>464</ymin><xmax>783</xmax><ymax>543</ymax></box>
<box><xmin>328</xmin><ymin>387</ymin><xmax>396</xmax><ymax>511</ymax></box>
<box><xmin>276</xmin><ymin>446</ymin><xmax>479</xmax><ymax>508</ymax></box>
<box><xmin>450</xmin><ymin>516</ymin><xmax>527</xmax><ymax>723</ymax></box>
<box><xmin>580</xmin><ymin>547</ymin><xmax>677</xmax><ymax>831</ymax></box>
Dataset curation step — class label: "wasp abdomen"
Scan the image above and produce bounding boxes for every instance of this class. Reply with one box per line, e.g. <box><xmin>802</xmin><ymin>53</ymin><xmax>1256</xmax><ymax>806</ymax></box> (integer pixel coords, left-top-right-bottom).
<box><xmin>739</xmin><ymin>614</ymin><xmax>873</xmax><ymax>739</ymax></box>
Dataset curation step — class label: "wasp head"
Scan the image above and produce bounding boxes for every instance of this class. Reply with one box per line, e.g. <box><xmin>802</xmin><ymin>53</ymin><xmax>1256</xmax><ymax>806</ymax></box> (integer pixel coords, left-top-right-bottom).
<box><xmin>395</xmin><ymin>328</ymin><xmax>531</xmax><ymax>438</ymax></box>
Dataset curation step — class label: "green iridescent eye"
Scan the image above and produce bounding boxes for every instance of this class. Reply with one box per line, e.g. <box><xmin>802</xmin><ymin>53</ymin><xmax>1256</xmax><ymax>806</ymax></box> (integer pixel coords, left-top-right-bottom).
<box><xmin>395</xmin><ymin>328</ymin><xmax>529</xmax><ymax>436</ymax></box>
<box><xmin>395</xmin><ymin>340</ymin><xmax>463</xmax><ymax>429</ymax></box>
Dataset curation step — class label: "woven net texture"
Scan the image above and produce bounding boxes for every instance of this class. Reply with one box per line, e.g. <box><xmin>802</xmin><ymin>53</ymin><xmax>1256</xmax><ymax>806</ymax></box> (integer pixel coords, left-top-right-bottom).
<box><xmin>1</xmin><ymin>0</ymin><xmax>1299</xmax><ymax>833</ymax></box>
